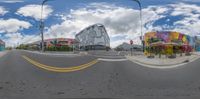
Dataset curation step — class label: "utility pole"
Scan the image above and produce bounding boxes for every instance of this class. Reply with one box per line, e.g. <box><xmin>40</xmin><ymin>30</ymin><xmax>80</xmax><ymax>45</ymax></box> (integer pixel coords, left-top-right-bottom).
<box><xmin>40</xmin><ymin>0</ymin><xmax>53</xmax><ymax>52</ymax></box>
<box><xmin>131</xmin><ymin>0</ymin><xmax>144</xmax><ymax>52</ymax></box>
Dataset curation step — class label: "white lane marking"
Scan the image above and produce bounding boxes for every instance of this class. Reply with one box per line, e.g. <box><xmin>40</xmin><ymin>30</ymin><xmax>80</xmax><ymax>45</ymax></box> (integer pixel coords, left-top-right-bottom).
<box><xmin>127</xmin><ymin>56</ymin><xmax>200</xmax><ymax>69</ymax></box>
<box><xmin>129</xmin><ymin>59</ymin><xmax>188</xmax><ymax>69</ymax></box>
<box><xmin>90</xmin><ymin>54</ymin><xmax>125</xmax><ymax>58</ymax></box>
<box><xmin>22</xmin><ymin>50</ymin><xmax>80</xmax><ymax>57</ymax></box>
<box><xmin>98</xmin><ymin>58</ymin><xmax>128</xmax><ymax>62</ymax></box>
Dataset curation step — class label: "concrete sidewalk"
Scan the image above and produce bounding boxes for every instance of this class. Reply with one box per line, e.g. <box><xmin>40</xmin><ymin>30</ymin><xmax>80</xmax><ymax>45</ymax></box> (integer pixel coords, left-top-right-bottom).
<box><xmin>0</xmin><ymin>51</ymin><xmax>8</xmax><ymax>58</ymax></box>
<box><xmin>192</xmin><ymin>52</ymin><xmax>200</xmax><ymax>56</ymax></box>
<box><xmin>21</xmin><ymin>50</ymin><xmax>87</xmax><ymax>57</ymax></box>
<box><xmin>126</xmin><ymin>52</ymin><xmax>200</xmax><ymax>66</ymax></box>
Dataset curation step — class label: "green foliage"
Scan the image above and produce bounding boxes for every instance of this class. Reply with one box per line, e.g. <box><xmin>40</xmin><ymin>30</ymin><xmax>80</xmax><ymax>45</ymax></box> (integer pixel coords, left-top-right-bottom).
<box><xmin>147</xmin><ymin>38</ymin><xmax>163</xmax><ymax>44</ymax></box>
<box><xmin>46</xmin><ymin>45</ymin><xmax>73</xmax><ymax>51</ymax></box>
<box><xmin>6</xmin><ymin>47</ymin><xmax>12</xmax><ymax>50</ymax></box>
<box><xmin>16</xmin><ymin>44</ymin><xmax>29</xmax><ymax>50</ymax></box>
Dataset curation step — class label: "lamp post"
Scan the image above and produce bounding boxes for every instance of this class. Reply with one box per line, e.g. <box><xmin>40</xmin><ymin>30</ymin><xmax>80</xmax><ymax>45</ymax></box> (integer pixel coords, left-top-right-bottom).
<box><xmin>131</xmin><ymin>0</ymin><xmax>144</xmax><ymax>52</ymax></box>
<box><xmin>40</xmin><ymin>0</ymin><xmax>53</xmax><ymax>52</ymax></box>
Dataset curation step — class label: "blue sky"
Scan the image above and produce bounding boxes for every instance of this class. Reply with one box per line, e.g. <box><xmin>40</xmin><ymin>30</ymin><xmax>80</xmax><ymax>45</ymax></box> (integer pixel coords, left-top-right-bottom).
<box><xmin>0</xmin><ymin>0</ymin><xmax>200</xmax><ymax>47</ymax></box>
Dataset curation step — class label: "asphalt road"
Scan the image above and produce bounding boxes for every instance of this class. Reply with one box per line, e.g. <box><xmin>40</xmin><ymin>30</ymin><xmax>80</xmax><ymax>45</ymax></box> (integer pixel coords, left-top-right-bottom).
<box><xmin>1</xmin><ymin>50</ymin><xmax>200</xmax><ymax>99</ymax></box>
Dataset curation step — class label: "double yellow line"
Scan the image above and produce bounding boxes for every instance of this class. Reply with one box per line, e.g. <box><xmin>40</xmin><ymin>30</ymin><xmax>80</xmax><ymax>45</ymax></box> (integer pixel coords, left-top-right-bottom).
<box><xmin>22</xmin><ymin>55</ymin><xmax>99</xmax><ymax>73</ymax></box>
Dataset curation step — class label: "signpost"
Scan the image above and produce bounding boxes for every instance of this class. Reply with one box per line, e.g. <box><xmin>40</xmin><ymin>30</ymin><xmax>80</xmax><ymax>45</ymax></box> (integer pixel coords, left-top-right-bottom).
<box><xmin>130</xmin><ymin>40</ymin><xmax>133</xmax><ymax>56</ymax></box>
<box><xmin>130</xmin><ymin>40</ymin><xmax>133</xmax><ymax>45</ymax></box>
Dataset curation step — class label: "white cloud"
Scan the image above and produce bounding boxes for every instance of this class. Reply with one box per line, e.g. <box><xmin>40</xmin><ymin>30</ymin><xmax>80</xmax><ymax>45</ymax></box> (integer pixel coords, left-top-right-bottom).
<box><xmin>4</xmin><ymin>33</ymin><xmax>23</xmax><ymax>47</ymax></box>
<box><xmin>45</xmin><ymin>3</ymin><xmax>165</xmax><ymax>48</ymax></box>
<box><xmin>133</xmin><ymin>3</ymin><xmax>200</xmax><ymax>37</ymax></box>
<box><xmin>171</xmin><ymin>3</ymin><xmax>200</xmax><ymax>16</ymax></box>
<box><xmin>5</xmin><ymin>2</ymin><xmax>200</xmax><ymax>48</ymax></box>
<box><xmin>16</xmin><ymin>4</ymin><xmax>53</xmax><ymax>21</ymax></box>
<box><xmin>0</xmin><ymin>6</ymin><xmax>8</xmax><ymax>15</ymax></box>
<box><xmin>0</xmin><ymin>18</ymin><xmax>32</xmax><ymax>33</ymax></box>
<box><xmin>163</xmin><ymin>3</ymin><xmax>200</xmax><ymax>36</ymax></box>
<box><xmin>3</xmin><ymin>33</ymin><xmax>41</xmax><ymax>47</ymax></box>
<box><xmin>183</xmin><ymin>0</ymin><xmax>200</xmax><ymax>2</ymax></box>
<box><xmin>0</xmin><ymin>0</ymin><xmax>24</xmax><ymax>3</ymax></box>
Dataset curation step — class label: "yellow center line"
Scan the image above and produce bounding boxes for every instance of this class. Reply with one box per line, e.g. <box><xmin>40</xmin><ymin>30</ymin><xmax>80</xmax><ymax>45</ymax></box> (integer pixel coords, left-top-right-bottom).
<box><xmin>22</xmin><ymin>55</ymin><xmax>99</xmax><ymax>73</ymax></box>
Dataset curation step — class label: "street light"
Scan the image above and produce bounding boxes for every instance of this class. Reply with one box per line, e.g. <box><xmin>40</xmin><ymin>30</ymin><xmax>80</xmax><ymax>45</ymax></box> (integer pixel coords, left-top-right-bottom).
<box><xmin>131</xmin><ymin>0</ymin><xmax>144</xmax><ymax>52</ymax></box>
<box><xmin>40</xmin><ymin>0</ymin><xmax>53</xmax><ymax>52</ymax></box>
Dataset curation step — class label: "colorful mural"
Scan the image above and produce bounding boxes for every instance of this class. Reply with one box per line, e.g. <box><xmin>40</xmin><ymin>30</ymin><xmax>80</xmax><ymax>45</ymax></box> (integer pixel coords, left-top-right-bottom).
<box><xmin>144</xmin><ymin>31</ymin><xmax>194</xmax><ymax>56</ymax></box>
<box><xmin>30</xmin><ymin>38</ymin><xmax>76</xmax><ymax>47</ymax></box>
<box><xmin>44</xmin><ymin>38</ymin><xmax>75</xmax><ymax>47</ymax></box>
<box><xmin>26</xmin><ymin>38</ymin><xmax>77</xmax><ymax>51</ymax></box>
<box><xmin>0</xmin><ymin>40</ymin><xmax>5</xmax><ymax>51</ymax></box>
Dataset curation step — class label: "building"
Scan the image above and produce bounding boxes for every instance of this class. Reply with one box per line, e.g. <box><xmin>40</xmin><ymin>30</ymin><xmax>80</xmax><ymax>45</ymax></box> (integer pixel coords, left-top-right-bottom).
<box><xmin>115</xmin><ymin>42</ymin><xmax>142</xmax><ymax>51</ymax></box>
<box><xmin>194</xmin><ymin>36</ymin><xmax>200</xmax><ymax>51</ymax></box>
<box><xmin>144</xmin><ymin>31</ymin><xmax>194</xmax><ymax>56</ymax></box>
<box><xmin>75</xmin><ymin>24</ymin><xmax>110</xmax><ymax>50</ymax></box>
<box><xmin>0</xmin><ymin>39</ymin><xmax>5</xmax><ymax>51</ymax></box>
<box><xmin>27</xmin><ymin>38</ymin><xmax>77</xmax><ymax>50</ymax></box>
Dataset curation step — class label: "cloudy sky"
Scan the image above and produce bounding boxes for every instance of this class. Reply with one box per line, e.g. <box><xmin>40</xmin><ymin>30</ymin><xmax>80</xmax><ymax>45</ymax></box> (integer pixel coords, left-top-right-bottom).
<box><xmin>0</xmin><ymin>0</ymin><xmax>200</xmax><ymax>47</ymax></box>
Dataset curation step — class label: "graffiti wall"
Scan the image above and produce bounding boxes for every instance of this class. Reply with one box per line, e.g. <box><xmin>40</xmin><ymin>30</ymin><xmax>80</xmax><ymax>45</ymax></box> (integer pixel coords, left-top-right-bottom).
<box><xmin>144</xmin><ymin>31</ymin><xmax>195</xmax><ymax>55</ymax></box>
<box><xmin>44</xmin><ymin>38</ymin><xmax>75</xmax><ymax>47</ymax></box>
<box><xmin>144</xmin><ymin>31</ymin><xmax>195</xmax><ymax>47</ymax></box>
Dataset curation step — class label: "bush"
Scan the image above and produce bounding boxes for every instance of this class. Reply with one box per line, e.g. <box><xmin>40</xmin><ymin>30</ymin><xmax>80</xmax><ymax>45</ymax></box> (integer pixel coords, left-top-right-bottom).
<box><xmin>16</xmin><ymin>44</ymin><xmax>28</xmax><ymax>50</ymax></box>
<box><xmin>45</xmin><ymin>46</ymin><xmax>73</xmax><ymax>51</ymax></box>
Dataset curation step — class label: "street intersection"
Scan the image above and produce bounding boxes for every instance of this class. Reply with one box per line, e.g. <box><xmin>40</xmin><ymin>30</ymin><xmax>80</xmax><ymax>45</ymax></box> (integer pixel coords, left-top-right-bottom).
<box><xmin>0</xmin><ymin>50</ymin><xmax>200</xmax><ymax>99</ymax></box>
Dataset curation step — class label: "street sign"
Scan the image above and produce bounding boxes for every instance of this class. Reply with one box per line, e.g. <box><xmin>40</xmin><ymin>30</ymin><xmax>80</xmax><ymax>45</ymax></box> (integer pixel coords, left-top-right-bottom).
<box><xmin>130</xmin><ymin>40</ymin><xmax>133</xmax><ymax>45</ymax></box>
<box><xmin>140</xmin><ymin>36</ymin><xmax>142</xmax><ymax>40</ymax></box>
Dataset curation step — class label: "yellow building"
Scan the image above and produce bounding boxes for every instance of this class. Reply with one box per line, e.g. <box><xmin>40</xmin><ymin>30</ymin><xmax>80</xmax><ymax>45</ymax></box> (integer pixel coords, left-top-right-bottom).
<box><xmin>144</xmin><ymin>31</ymin><xmax>194</xmax><ymax>56</ymax></box>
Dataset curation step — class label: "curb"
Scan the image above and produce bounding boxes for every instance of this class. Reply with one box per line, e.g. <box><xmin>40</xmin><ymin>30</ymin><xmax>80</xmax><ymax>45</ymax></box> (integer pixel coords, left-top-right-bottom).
<box><xmin>89</xmin><ymin>54</ymin><xmax>125</xmax><ymax>59</ymax></box>
<box><xmin>126</xmin><ymin>55</ymin><xmax>200</xmax><ymax>69</ymax></box>
<box><xmin>22</xmin><ymin>50</ymin><xmax>81</xmax><ymax>56</ymax></box>
<box><xmin>0</xmin><ymin>51</ymin><xmax>8</xmax><ymax>58</ymax></box>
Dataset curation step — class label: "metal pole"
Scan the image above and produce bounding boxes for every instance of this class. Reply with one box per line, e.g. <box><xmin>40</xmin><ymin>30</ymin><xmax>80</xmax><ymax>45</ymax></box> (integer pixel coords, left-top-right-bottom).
<box><xmin>132</xmin><ymin>0</ymin><xmax>144</xmax><ymax>52</ymax></box>
<box><xmin>72</xmin><ymin>43</ymin><xmax>74</xmax><ymax>53</ymax></box>
<box><xmin>139</xmin><ymin>5</ymin><xmax>144</xmax><ymax>52</ymax></box>
<box><xmin>131</xmin><ymin>47</ymin><xmax>133</xmax><ymax>56</ymax></box>
<box><xmin>40</xmin><ymin>3</ymin><xmax>45</xmax><ymax>52</ymax></box>
<box><xmin>40</xmin><ymin>0</ymin><xmax>54</xmax><ymax>52</ymax></box>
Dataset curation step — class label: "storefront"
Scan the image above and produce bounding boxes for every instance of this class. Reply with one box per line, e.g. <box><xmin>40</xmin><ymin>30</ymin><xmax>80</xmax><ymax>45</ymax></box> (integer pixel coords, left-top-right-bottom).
<box><xmin>195</xmin><ymin>36</ymin><xmax>200</xmax><ymax>51</ymax></box>
<box><xmin>27</xmin><ymin>38</ymin><xmax>77</xmax><ymax>51</ymax></box>
<box><xmin>0</xmin><ymin>40</ymin><xmax>5</xmax><ymax>51</ymax></box>
<box><xmin>144</xmin><ymin>31</ymin><xmax>194</xmax><ymax>56</ymax></box>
